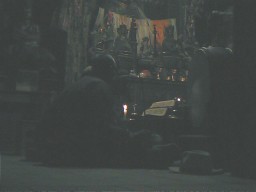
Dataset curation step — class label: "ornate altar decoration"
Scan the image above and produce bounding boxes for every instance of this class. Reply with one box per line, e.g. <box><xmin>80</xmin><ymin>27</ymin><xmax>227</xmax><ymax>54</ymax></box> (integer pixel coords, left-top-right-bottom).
<box><xmin>91</xmin><ymin>1</ymin><xmax>190</xmax><ymax>82</ymax></box>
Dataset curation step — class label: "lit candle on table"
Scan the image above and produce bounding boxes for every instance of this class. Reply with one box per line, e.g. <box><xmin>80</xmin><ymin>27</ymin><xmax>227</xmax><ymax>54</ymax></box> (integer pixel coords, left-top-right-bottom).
<box><xmin>123</xmin><ymin>104</ymin><xmax>128</xmax><ymax>120</ymax></box>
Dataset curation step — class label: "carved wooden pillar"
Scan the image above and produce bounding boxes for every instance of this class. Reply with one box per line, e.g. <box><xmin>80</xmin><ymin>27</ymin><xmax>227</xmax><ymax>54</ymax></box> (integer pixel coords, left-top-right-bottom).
<box><xmin>129</xmin><ymin>18</ymin><xmax>138</xmax><ymax>72</ymax></box>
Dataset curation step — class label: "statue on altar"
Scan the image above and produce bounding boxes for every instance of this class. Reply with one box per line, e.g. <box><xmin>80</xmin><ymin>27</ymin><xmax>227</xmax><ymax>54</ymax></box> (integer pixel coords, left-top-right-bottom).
<box><xmin>162</xmin><ymin>25</ymin><xmax>178</xmax><ymax>55</ymax></box>
<box><xmin>139</xmin><ymin>37</ymin><xmax>152</xmax><ymax>58</ymax></box>
<box><xmin>113</xmin><ymin>24</ymin><xmax>132</xmax><ymax>53</ymax></box>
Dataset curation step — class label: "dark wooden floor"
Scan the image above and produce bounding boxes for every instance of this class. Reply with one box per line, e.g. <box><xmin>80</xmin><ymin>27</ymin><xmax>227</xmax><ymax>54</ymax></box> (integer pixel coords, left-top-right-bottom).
<box><xmin>1</xmin><ymin>154</ymin><xmax>256</xmax><ymax>191</ymax></box>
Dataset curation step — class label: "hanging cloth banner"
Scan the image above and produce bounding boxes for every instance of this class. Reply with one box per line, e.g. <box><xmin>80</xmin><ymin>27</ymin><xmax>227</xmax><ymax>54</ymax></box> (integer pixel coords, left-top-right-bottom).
<box><xmin>95</xmin><ymin>7</ymin><xmax>105</xmax><ymax>27</ymax></box>
<box><xmin>151</xmin><ymin>19</ymin><xmax>177</xmax><ymax>45</ymax></box>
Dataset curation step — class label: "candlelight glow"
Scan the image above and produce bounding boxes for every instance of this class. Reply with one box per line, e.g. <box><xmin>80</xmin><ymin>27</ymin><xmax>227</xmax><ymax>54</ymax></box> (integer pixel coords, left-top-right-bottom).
<box><xmin>123</xmin><ymin>104</ymin><xmax>128</xmax><ymax>113</ymax></box>
<box><xmin>123</xmin><ymin>104</ymin><xmax>128</xmax><ymax>119</ymax></box>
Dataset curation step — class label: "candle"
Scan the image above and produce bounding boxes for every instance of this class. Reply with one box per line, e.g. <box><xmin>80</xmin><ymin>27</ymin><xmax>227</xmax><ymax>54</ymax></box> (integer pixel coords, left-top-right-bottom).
<box><xmin>123</xmin><ymin>104</ymin><xmax>128</xmax><ymax>120</ymax></box>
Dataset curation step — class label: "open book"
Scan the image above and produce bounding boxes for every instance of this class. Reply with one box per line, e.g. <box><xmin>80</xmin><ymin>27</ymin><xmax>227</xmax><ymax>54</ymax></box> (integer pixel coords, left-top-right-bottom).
<box><xmin>142</xmin><ymin>100</ymin><xmax>175</xmax><ymax>117</ymax></box>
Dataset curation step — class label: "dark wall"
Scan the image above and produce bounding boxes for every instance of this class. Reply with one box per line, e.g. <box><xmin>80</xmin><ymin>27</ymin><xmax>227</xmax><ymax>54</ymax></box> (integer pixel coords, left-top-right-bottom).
<box><xmin>234</xmin><ymin>0</ymin><xmax>256</xmax><ymax>109</ymax></box>
<box><xmin>194</xmin><ymin>0</ymin><xmax>234</xmax><ymax>46</ymax></box>
<box><xmin>143</xmin><ymin>0</ymin><xmax>179</xmax><ymax>20</ymax></box>
<box><xmin>32</xmin><ymin>0</ymin><xmax>63</xmax><ymax>29</ymax></box>
<box><xmin>0</xmin><ymin>0</ymin><xmax>27</xmax><ymax>72</ymax></box>
<box><xmin>207</xmin><ymin>0</ymin><xmax>234</xmax><ymax>11</ymax></box>
<box><xmin>231</xmin><ymin>0</ymin><xmax>256</xmax><ymax>179</ymax></box>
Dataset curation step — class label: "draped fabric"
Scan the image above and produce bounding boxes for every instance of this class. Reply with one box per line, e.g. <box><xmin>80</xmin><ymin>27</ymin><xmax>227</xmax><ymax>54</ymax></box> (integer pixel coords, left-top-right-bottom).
<box><xmin>52</xmin><ymin>0</ymin><xmax>98</xmax><ymax>84</ymax></box>
<box><xmin>94</xmin><ymin>8</ymin><xmax>177</xmax><ymax>51</ymax></box>
<box><xmin>111</xmin><ymin>11</ymin><xmax>154</xmax><ymax>50</ymax></box>
<box><xmin>151</xmin><ymin>19</ymin><xmax>177</xmax><ymax>44</ymax></box>
<box><xmin>95</xmin><ymin>7</ymin><xmax>105</xmax><ymax>27</ymax></box>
